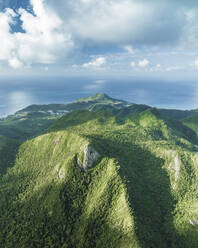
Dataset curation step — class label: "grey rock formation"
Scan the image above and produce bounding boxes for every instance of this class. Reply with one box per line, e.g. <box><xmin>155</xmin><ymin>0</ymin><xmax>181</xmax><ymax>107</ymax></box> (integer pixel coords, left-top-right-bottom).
<box><xmin>82</xmin><ymin>144</ymin><xmax>100</xmax><ymax>170</ymax></box>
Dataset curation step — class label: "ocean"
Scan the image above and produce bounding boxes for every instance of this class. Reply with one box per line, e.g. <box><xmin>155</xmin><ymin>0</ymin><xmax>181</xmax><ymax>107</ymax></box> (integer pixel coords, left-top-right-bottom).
<box><xmin>0</xmin><ymin>75</ymin><xmax>197</xmax><ymax>117</ymax></box>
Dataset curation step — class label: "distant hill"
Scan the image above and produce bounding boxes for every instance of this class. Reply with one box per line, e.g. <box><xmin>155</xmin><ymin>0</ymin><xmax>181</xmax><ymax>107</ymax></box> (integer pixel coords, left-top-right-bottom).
<box><xmin>0</xmin><ymin>93</ymin><xmax>132</xmax><ymax>141</ymax></box>
<box><xmin>1</xmin><ymin>93</ymin><xmax>198</xmax><ymax>141</ymax></box>
<box><xmin>76</xmin><ymin>92</ymin><xmax>127</xmax><ymax>103</ymax></box>
<box><xmin>16</xmin><ymin>93</ymin><xmax>130</xmax><ymax>114</ymax></box>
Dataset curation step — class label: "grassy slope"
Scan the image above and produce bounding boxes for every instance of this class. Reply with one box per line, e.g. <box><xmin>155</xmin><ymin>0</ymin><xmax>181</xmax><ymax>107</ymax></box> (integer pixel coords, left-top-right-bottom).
<box><xmin>0</xmin><ymin>109</ymin><xmax>198</xmax><ymax>247</ymax></box>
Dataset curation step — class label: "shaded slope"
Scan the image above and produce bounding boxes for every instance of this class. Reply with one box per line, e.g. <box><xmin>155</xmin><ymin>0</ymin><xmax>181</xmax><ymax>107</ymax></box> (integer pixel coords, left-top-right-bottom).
<box><xmin>0</xmin><ymin>112</ymin><xmax>58</xmax><ymax>141</ymax></box>
<box><xmin>0</xmin><ymin>109</ymin><xmax>198</xmax><ymax>247</ymax></box>
<box><xmin>0</xmin><ymin>135</ymin><xmax>19</xmax><ymax>176</ymax></box>
<box><xmin>159</xmin><ymin>109</ymin><xmax>197</xmax><ymax>120</ymax></box>
<box><xmin>182</xmin><ymin>114</ymin><xmax>198</xmax><ymax>135</ymax></box>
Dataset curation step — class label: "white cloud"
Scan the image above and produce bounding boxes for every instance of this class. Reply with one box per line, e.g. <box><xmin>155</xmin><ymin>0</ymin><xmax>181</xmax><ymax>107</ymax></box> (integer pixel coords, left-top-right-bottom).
<box><xmin>166</xmin><ymin>66</ymin><xmax>183</xmax><ymax>71</ymax></box>
<box><xmin>82</xmin><ymin>57</ymin><xmax>106</xmax><ymax>69</ymax></box>
<box><xmin>83</xmin><ymin>79</ymin><xmax>107</xmax><ymax>90</ymax></box>
<box><xmin>123</xmin><ymin>45</ymin><xmax>136</xmax><ymax>54</ymax></box>
<box><xmin>8</xmin><ymin>57</ymin><xmax>23</xmax><ymax>69</ymax></box>
<box><xmin>47</xmin><ymin>0</ymin><xmax>198</xmax><ymax>52</ymax></box>
<box><xmin>0</xmin><ymin>9</ymin><xmax>15</xmax><ymax>61</ymax></box>
<box><xmin>2</xmin><ymin>0</ymin><xmax>198</xmax><ymax>74</ymax></box>
<box><xmin>181</xmin><ymin>9</ymin><xmax>198</xmax><ymax>49</ymax></box>
<box><xmin>130</xmin><ymin>61</ymin><xmax>136</xmax><ymax>67</ymax></box>
<box><xmin>138</xmin><ymin>59</ymin><xmax>150</xmax><ymax>67</ymax></box>
<box><xmin>51</xmin><ymin>0</ymin><xmax>185</xmax><ymax>46</ymax></box>
<box><xmin>0</xmin><ymin>0</ymin><xmax>73</xmax><ymax>69</ymax></box>
<box><xmin>44</xmin><ymin>66</ymin><xmax>49</xmax><ymax>71</ymax></box>
<box><xmin>194</xmin><ymin>59</ymin><xmax>198</xmax><ymax>67</ymax></box>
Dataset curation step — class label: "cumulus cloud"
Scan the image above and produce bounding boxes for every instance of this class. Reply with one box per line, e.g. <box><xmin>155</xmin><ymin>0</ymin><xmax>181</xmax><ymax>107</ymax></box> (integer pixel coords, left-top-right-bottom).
<box><xmin>130</xmin><ymin>61</ymin><xmax>136</xmax><ymax>67</ymax></box>
<box><xmin>8</xmin><ymin>57</ymin><xmax>23</xmax><ymax>69</ymax></box>
<box><xmin>0</xmin><ymin>9</ymin><xmax>15</xmax><ymax>61</ymax></box>
<box><xmin>51</xmin><ymin>0</ymin><xmax>185</xmax><ymax>46</ymax></box>
<box><xmin>0</xmin><ymin>0</ymin><xmax>73</xmax><ymax>69</ymax></box>
<box><xmin>180</xmin><ymin>9</ymin><xmax>198</xmax><ymax>49</ymax></box>
<box><xmin>2</xmin><ymin>0</ymin><xmax>198</xmax><ymax>72</ymax></box>
<box><xmin>166</xmin><ymin>66</ymin><xmax>183</xmax><ymax>72</ymax></box>
<box><xmin>82</xmin><ymin>57</ymin><xmax>106</xmax><ymax>69</ymax></box>
<box><xmin>123</xmin><ymin>45</ymin><xmax>136</xmax><ymax>54</ymax></box>
<box><xmin>83</xmin><ymin>79</ymin><xmax>107</xmax><ymax>91</ymax></box>
<box><xmin>138</xmin><ymin>59</ymin><xmax>150</xmax><ymax>67</ymax></box>
<box><xmin>48</xmin><ymin>0</ymin><xmax>198</xmax><ymax>51</ymax></box>
<box><xmin>194</xmin><ymin>59</ymin><xmax>198</xmax><ymax>67</ymax></box>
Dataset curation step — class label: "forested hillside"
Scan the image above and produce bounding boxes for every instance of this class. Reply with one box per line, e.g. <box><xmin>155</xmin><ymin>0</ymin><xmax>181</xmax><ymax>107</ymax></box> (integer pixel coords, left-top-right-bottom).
<box><xmin>0</xmin><ymin>103</ymin><xmax>198</xmax><ymax>247</ymax></box>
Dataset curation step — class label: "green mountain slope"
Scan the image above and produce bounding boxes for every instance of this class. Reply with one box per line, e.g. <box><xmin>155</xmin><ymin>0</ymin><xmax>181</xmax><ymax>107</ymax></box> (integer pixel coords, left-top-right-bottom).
<box><xmin>0</xmin><ymin>135</ymin><xmax>19</xmax><ymax>176</ymax></box>
<box><xmin>182</xmin><ymin>113</ymin><xmax>198</xmax><ymax>135</ymax></box>
<box><xmin>0</xmin><ymin>108</ymin><xmax>198</xmax><ymax>247</ymax></box>
<box><xmin>0</xmin><ymin>93</ymin><xmax>131</xmax><ymax>141</ymax></box>
<box><xmin>16</xmin><ymin>93</ymin><xmax>130</xmax><ymax>114</ymax></box>
<box><xmin>0</xmin><ymin>112</ymin><xmax>58</xmax><ymax>141</ymax></box>
<box><xmin>159</xmin><ymin>109</ymin><xmax>197</xmax><ymax>120</ymax></box>
<box><xmin>1</xmin><ymin>92</ymin><xmax>198</xmax><ymax>142</ymax></box>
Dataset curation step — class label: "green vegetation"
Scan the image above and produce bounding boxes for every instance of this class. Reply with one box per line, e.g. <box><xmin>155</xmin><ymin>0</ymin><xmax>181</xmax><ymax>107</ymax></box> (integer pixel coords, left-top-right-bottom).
<box><xmin>0</xmin><ymin>93</ymin><xmax>131</xmax><ymax>141</ymax></box>
<box><xmin>1</xmin><ymin>93</ymin><xmax>198</xmax><ymax>142</ymax></box>
<box><xmin>182</xmin><ymin>113</ymin><xmax>198</xmax><ymax>135</ymax></box>
<box><xmin>0</xmin><ymin>136</ymin><xmax>19</xmax><ymax>176</ymax></box>
<box><xmin>1</xmin><ymin>93</ymin><xmax>198</xmax><ymax>247</ymax></box>
<box><xmin>0</xmin><ymin>112</ymin><xmax>59</xmax><ymax>141</ymax></box>
<box><xmin>159</xmin><ymin>109</ymin><xmax>197</xmax><ymax>120</ymax></box>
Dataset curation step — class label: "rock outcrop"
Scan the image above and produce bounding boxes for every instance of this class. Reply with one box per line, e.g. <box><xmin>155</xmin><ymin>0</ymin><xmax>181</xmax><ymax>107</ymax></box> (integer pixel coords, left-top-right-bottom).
<box><xmin>82</xmin><ymin>144</ymin><xmax>100</xmax><ymax>170</ymax></box>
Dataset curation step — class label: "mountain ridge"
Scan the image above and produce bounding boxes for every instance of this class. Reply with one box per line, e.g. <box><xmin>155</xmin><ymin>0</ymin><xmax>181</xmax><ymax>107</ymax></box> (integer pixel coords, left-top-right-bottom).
<box><xmin>1</xmin><ymin>92</ymin><xmax>198</xmax><ymax>141</ymax></box>
<box><xmin>0</xmin><ymin>94</ymin><xmax>198</xmax><ymax>247</ymax></box>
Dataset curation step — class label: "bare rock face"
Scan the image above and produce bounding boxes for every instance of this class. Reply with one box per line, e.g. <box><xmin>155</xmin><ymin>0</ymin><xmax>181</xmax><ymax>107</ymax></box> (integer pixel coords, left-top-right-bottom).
<box><xmin>189</xmin><ymin>219</ymin><xmax>198</xmax><ymax>225</ymax></box>
<box><xmin>82</xmin><ymin>145</ymin><xmax>100</xmax><ymax>170</ymax></box>
<box><xmin>55</xmin><ymin>138</ymin><xmax>60</xmax><ymax>145</ymax></box>
<box><xmin>173</xmin><ymin>155</ymin><xmax>182</xmax><ymax>190</ymax></box>
<box><xmin>166</xmin><ymin>151</ymin><xmax>182</xmax><ymax>190</ymax></box>
<box><xmin>56</xmin><ymin>168</ymin><xmax>65</xmax><ymax>180</ymax></box>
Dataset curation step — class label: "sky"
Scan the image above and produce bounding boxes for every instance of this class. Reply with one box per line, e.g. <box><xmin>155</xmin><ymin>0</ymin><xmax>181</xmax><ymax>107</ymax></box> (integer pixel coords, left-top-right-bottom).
<box><xmin>1</xmin><ymin>0</ymin><xmax>198</xmax><ymax>115</ymax></box>
<box><xmin>0</xmin><ymin>0</ymin><xmax>198</xmax><ymax>77</ymax></box>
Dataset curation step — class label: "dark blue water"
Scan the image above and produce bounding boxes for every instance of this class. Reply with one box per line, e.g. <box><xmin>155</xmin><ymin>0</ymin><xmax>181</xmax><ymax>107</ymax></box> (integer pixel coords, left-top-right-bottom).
<box><xmin>0</xmin><ymin>75</ymin><xmax>197</xmax><ymax>117</ymax></box>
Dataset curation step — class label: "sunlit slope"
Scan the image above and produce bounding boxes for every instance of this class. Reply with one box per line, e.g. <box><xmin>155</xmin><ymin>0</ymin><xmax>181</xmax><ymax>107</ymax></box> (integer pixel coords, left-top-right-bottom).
<box><xmin>0</xmin><ymin>109</ymin><xmax>198</xmax><ymax>247</ymax></box>
<box><xmin>0</xmin><ymin>128</ymin><xmax>139</xmax><ymax>247</ymax></box>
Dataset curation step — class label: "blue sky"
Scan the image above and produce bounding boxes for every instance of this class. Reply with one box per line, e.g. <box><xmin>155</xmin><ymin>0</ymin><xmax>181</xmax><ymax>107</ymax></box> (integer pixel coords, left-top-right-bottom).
<box><xmin>0</xmin><ymin>0</ymin><xmax>198</xmax><ymax>79</ymax></box>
